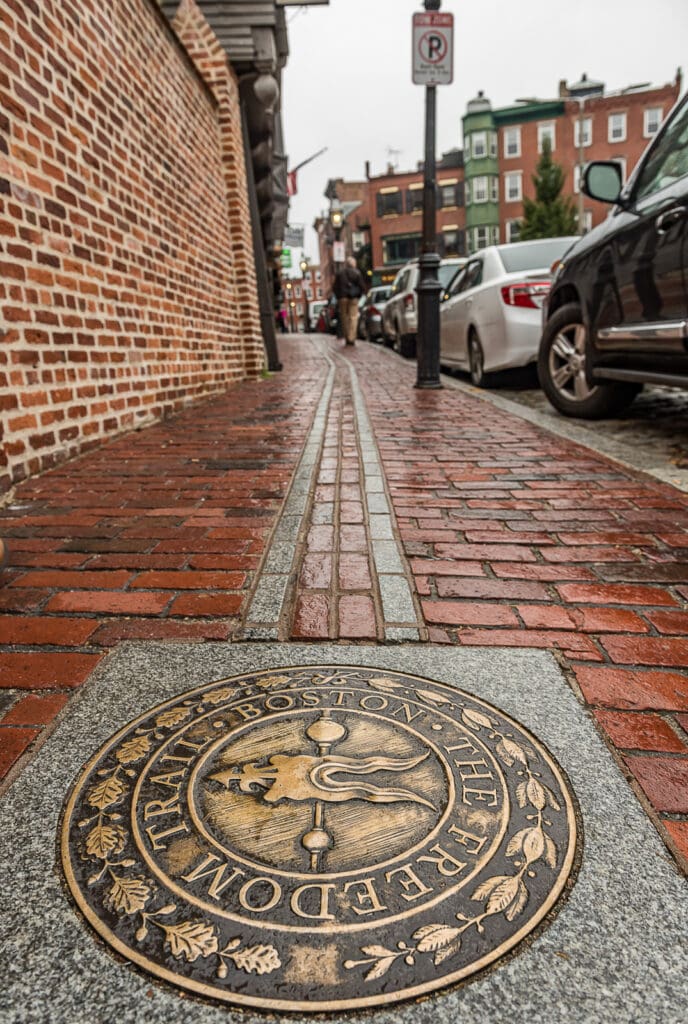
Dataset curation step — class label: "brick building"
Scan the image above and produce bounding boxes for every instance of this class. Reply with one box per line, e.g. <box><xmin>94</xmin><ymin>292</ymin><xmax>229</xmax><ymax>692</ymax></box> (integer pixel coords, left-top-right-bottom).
<box><xmin>464</xmin><ymin>71</ymin><xmax>682</xmax><ymax>250</ymax></box>
<box><xmin>282</xmin><ymin>265</ymin><xmax>323</xmax><ymax>331</ymax></box>
<box><xmin>0</xmin><ymin>0</ymin><xmax>307</xmax><ymax>489</ymax></box>
<box><xmin>317</xmin><ymin>70</ymin><xmax>682</xmax><ymax>298</ymax></box>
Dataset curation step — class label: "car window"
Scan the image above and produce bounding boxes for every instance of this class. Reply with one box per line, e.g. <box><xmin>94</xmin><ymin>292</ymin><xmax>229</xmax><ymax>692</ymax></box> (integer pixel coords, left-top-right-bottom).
<box><xmin>634</xmin><ymin>99</ymin><xmax>688</xmax><ymax>201</ymax></box>
<box><xmin>462</xmin><ymin>260</ymin><xmax>483</xmax><ymax>291</ymax></box>
<box><xmin>497</xmin><ymin>239</ymin><xmax>574</xmax><ymax>273</ymax></box>
<box><xmin>438</xmin><ymin>261</ymin><xmax>465</xmax><ymax>288</ymax></box>
<box><xmin>446</xmin><ymin>268</ymin><xmax>467</xmax><ymax>296</ymax></box>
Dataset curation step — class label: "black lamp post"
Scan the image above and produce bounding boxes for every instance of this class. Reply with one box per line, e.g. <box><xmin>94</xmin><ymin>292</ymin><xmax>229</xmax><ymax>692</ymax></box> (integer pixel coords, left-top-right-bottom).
<box><xmin>415</xmin><ymin>0</ymin><xmax>443</xmax><ymax>390</ymax></box>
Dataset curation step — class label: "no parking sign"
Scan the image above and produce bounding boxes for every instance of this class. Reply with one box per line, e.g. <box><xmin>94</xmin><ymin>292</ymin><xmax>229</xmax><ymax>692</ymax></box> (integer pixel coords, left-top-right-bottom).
<box><xmin>412</xmin><ymin>11</ymin><xmax>454</xmax><ymax>86</ymax></box>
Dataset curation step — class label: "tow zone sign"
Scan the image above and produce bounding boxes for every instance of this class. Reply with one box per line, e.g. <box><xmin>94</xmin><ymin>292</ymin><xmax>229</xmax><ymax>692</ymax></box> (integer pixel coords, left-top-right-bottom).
<box><xmin>412</xmin><ymin>11</ymin><xmax>454</xmax><ymax>86</ymax></box>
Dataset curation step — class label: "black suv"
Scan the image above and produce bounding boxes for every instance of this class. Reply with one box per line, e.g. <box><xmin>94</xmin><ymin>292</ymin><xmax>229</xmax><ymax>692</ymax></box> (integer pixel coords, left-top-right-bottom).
<box><xmin>538</xmin><ymin>93</ymin><xmax>688</xmax><ymax>418</ymax></box>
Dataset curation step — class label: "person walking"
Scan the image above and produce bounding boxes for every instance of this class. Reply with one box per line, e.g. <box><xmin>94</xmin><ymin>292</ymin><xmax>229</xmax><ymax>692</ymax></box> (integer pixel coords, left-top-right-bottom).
<box><xmin>333</xmin><ymin>257</ymin><xmax>365</xmax><ymax>346</ymax></box>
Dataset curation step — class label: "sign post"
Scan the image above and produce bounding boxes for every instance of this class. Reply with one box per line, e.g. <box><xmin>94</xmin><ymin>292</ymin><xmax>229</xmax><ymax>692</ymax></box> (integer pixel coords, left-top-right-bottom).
<box><xmin>412</xmin><ymin>2</ymin><xmax>453</xmax><ymax>390</ymax></box>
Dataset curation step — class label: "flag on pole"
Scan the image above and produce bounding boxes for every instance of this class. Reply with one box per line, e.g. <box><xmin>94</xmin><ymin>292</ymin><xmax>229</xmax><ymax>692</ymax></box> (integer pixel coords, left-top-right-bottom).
<box><xmin>287</xmin><ymin>170</ymin><xmax>298</xmax><ymax>197</ymax></box>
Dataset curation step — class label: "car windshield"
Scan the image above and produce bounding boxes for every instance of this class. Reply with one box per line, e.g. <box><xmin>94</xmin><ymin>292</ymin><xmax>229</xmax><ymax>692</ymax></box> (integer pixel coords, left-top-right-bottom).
<box><xmin>375</xmin><ymin>288</ymin><xmax>392</xmax><ymax>301</ymax></box>
<box><xmin>497</xmin><ymin>239</ymin><xmax>574</xmax><ymax>273</ymax></box>
<box><xmin>438</xmin><ymin>262</ymin><xmax>465</xmax><ymax>287</ymax></box>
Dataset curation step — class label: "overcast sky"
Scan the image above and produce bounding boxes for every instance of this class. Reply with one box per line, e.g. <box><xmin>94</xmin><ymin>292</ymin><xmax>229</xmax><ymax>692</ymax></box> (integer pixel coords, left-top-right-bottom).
<box><xmin>282</xmin><ymin>0</ymin><xmax>688</xmax><ymax>260</ymax></box>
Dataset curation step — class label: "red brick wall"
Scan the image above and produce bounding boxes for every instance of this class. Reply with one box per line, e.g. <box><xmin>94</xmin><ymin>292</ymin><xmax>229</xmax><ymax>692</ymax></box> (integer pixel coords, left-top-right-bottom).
<box><xmin>0</xmin><ymin>0</ymin><xmax>264</xmax><ymax>491</ymax></box>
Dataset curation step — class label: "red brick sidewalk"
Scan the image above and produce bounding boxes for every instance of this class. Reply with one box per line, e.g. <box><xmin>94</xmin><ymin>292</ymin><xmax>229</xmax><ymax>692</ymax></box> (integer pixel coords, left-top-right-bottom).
<box><xmin>1</xmin><ymin>335</ymin><xmax>687</xmax><ymax>873</ymax></box>
<box><xmin>0</xmin><ymin>340</ymin><xmax>327</xmax><ymax>781</ymax></box>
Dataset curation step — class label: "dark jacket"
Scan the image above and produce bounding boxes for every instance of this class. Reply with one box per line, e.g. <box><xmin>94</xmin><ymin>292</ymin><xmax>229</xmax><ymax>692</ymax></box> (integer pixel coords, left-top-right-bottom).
<box><xmin>333</xmin><ymin>265</ymin><xmax>365</xmax><ymax>301</ymax></box>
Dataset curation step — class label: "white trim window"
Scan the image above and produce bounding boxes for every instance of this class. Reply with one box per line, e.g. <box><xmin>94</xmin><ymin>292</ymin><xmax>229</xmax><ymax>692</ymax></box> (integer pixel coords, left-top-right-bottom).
<box><xmin>574</xmin><ymin>117</ymin><xmax>592</xmax><ymax>149</ymax></box>
<box><xmin>489</xmin><ymin>131</ymin><xmax>498</xmax><ymax>158</ymax></box>
<box><xmin>474</xmin><ymin>226</ymin><xmax>489</xmax><ymax>250</ymax></box>
<box><xmin>504</xmin><ymin>126</ymin><xmax>521</xmax><ymax>158</ymax></box>
<box><xmin>294</xmin><ymin>285</ymin><xmax>301</xmax><ymax>298</ymax></box>
<box><xmin>465</xmin><ymin>181</ymin><xmax>471</xmax><ymax>205</ymax></box>
<box><xmin>538</xmin><ymin>121</ymin><xmax>556</xmax><ymax>153</ymax></box>
<box><xmin>473</xmin><ymin>175</ymin><xmax>488</xmax><ymax>203</ymax></box>
<box><xmin>472</xmin><ymin>131</ymin><xmax>487</xmax><ymax>158</ymax></box>
<box><xmin>506</xmin><ymin>219</ymin><xmax>521</xmax><ymax>243</ymax></box>
<box><xmin>644</xmin><ymin>107</ymin><xmax>663</xmax><ymax>138</ymax></box>
<box><xmin>316</xmin><ymin>287</ymin><xmax>322</xmax><ymax>299</ymax></box>
<box><xmin>490</xmin><ymin>176</ymin><xmax>499</xmax><ymax>202</ymax></box>
<box><xmin>491</xmin><ymin>225</ymin><xmax>499</xmax><ymax>245</ymax></box>
<box><xmin>608</xmin><ymin>112</ymin><xmax>627</xmax><ymax>143</ymax></box>
<box><xmin>504</xmin><ymin>171</ymin><xmax>522</xmax><ymax>202</ymax></box>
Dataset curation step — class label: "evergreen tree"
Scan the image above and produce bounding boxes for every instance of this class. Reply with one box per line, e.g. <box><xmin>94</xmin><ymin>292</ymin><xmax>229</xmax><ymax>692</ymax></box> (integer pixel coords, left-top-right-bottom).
<box><xmin>518</xmin><ymin>138</ymin><xmax>578</xmax><ymax>240</ymax></box>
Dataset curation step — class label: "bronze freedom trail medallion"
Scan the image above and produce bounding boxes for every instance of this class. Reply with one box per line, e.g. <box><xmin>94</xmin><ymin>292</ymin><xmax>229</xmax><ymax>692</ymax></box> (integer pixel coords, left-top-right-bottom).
<box><xmin>61</xmin><ymin>666</ymin><xmax>579</xmax><ymax>1011</ymax></box>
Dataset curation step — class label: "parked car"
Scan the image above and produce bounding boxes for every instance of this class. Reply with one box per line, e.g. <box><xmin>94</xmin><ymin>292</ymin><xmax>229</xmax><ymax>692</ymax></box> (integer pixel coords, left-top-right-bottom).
<box><xmin>538</xmin><ymin>94</ymin><xmax>688</xmax><ymax>419</ymax></box>
<box><xmin>358</xmin><ymin>285</ymin><xmax>392</xmax><ymax>341</ymax></box>
<box><xmin>383</xmin><ymin>258</ymin><xmax>466</xmax><ymax>358</ymax></box>
<box><xmin>439</xmin><ymin>238</ymin><xmax>577</xmax><ymax>386</ymax></box>
<box><xmin>308</xmin><ymin>300</ymin><xmax>327</xmax><ymax>331</ymax></box>
<box><xmin>317</xmin><ymin>294</ymin><xmax>339</xmax><ymax>335</ymax></box>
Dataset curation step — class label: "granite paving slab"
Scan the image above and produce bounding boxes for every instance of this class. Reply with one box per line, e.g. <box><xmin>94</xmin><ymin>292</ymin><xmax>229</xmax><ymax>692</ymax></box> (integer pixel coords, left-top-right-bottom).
<box><xmin>0</xmin><ymin>642</ymin><xmax>686</xmax><ymax>1024</ymax></box>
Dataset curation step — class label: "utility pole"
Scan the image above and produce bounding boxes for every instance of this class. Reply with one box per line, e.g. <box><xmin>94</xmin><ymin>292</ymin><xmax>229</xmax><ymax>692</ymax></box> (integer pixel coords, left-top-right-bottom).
<box><xmin>412</xmin><ymin>0</ymin><xmax>453</xmax><ymax>390</ymax></box>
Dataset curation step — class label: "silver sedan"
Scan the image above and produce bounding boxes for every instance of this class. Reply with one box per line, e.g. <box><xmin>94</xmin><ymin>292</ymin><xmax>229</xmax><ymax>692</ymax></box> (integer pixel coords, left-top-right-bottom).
<box><xmin>439</xmin><ymin>238</ymin><xmax>578</xmax><ymax>386</ymax></box>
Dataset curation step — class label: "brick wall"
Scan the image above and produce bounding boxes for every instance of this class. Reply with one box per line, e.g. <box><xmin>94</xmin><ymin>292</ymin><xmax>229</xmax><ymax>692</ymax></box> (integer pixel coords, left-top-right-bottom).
<box><xmin>0</xmin><ymin>0</ymin><xmax>264</xmax><ymax>491</ymax></box>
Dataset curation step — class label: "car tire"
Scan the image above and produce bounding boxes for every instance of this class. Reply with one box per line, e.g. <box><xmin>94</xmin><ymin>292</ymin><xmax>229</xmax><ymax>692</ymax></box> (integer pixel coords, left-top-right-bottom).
<box><xmin>468</xmin><ymin>333</ymin><xmax>486</xmax><ymax>387</ymax></box>
<box><xmin>399</xmin><ymin>333</ymin><xmax>417</xmax><ymax>359</ymax></box>
<box><xmin>538</xmin><ymin>303</ymin><xmax>641</xmax><ymax>419</ymax></box>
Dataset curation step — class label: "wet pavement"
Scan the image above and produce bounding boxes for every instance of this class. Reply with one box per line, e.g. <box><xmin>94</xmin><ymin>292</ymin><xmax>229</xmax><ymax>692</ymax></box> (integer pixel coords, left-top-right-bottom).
<box><xmin>1</xmin><ymin>334</ymin><xmax>687</xmax><ymax>1021</ymax></box>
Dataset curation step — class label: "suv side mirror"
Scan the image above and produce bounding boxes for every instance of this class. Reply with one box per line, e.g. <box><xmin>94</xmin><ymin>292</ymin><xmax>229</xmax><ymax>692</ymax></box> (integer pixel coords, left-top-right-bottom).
<box><xmin>582</xmin><ymin>161</ymin><xmax>623</xmax><ymax>204</ymax></box>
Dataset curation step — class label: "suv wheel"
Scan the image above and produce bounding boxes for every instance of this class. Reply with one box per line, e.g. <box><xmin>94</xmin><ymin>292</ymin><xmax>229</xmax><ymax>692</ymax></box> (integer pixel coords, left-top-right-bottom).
<box><xmin>538</xmin><ymin>303</ymin><xmax>640</xmax><ymax>419</ymax></box>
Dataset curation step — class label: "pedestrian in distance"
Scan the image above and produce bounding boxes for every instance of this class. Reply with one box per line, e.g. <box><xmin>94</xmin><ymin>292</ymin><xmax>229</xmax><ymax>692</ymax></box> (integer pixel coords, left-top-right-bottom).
<box><xmin>333</xmin><ymin>257</ymin><xmax>366</xmax><ymax>346</ymax></box>
<box><xmin>276</xmin><ymin>307</ymin><xmax>288</xmax><ymax>334</ymax></box>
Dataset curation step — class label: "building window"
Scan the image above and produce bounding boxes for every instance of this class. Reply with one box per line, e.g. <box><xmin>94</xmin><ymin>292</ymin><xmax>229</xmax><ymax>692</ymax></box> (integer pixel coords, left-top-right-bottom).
<box><xmin>504</xmin><ymin>172</ymin><xmax>522</xmax><ymax>202</ymax></box>
<box><xmin>439</xmin><ymin>181</ymin><xmax>460</xmax><ymax>208</ymax></box>
<box><xmin>506</xmin><ymin>219</ymin><xmax>521</xmax><ymax>243</ymax></box>
<box><xmin>305</xmin><ymin>288</ymin><xmax>312</xmax><ymax>301</ymax></box>
<box><xmin>491</xmin><ymin>225</ymin><xmax>499</xmax><ymax>245</ymax></box>
<box><xmin>315</xmin><ymin>271</ymin><xmax>322</xmax><ymax>282</ymax></box>
<box><xmin>474</xmin><ymin>226</ymin><xmax>489</xmax><ymax>250</ymax></box>
<box><xmin>490</xmin><ymin>177</ymin><xmax>499</xmax><ymax>202</ymax></box>
<box><xmin>382</xmin><ymin>232</ymin><xmax>422</xmax><ymax>265</ymax></box>
<box><xmin>538</xmin><ymin>121</ymin><xmax>556</xmax><ymax>152</ymax></box>
<box><xmin>294</xmin><ymin>285</ymin><xmax>301</xmax><ymax>298</ymax></box>
<box><xmin>504</xmin><ymin>127</ymin><xmax>521</xmax><ymax>158</ymax></box>
<box><xmin>489</xmin><ymin>131</ymin><xmax>498</xmax><ymax>157</ymax></box>
<box><xmin>608</xmin><ymin>112</ymin><xmax>627</xmax><ymax>143</ymax></box>
<box><xmin>574</xmin><ymin>116</ymin><xmax>592</xmax><ymax>148</ymax></box>
<box><xmin>406</xmin><ymin>186</ymin><xmax>424</xmax><ymax>213</ymax></box>
<box><xmin>465</xmin><ymin>181</ymin><xmax>471</xmax><ymax>205</ymax></box>
<box><xmin>472</xmin><ymin>131</ymin><xmax>487</xmax><ymax>158</ymax></box>
<box><xmin>316</xmin><ymin>287</ymin><xmax>322</xmax><ymax>299</ymax></box>
<box><xmin>441</xmin><ymin>228</ymin><xmax>465</xmax><ymax>257</ymax></box>
<box><xmin>473</xmin><ymin>175</ymin><xmax>488</xmax><ymax>203</ymax></box>
<box><xmin>644</xmin><ymin>107</ymin><xmax>663</xmax><ymax>137</ymax></box>
<box><xmin>376</xmin><ymin>189</ymin><xmax>403</xmax><ymax>216</ymax></box>
<box><xmin>296</xmin><ymin>304</ymin><xmax>303</xmax><ymax>315</ymax></box>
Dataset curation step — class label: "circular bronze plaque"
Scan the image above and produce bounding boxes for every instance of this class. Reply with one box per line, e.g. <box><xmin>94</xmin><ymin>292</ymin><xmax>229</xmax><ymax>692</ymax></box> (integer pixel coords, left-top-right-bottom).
<box><xmin>61</xmin><ymin>666</ymin><xmax>579</xmax><ymax>1011</ymax></box>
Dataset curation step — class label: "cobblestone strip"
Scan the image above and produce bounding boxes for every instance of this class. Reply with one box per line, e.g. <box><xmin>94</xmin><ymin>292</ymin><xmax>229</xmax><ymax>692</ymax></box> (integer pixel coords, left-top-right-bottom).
<box><xmin>285</xmin><ymin>341</ymin><xmax>424</xmax><ymax>641</ymax></box>
<box><xmin>347</xmin><ymin>362</ymin><xmax>422</xmax><ymax>641</ymax></box>
<box><xmin>240</xmin><ymin>347</ymin><xmax>335</xmax><ymax>639</ymax></box>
